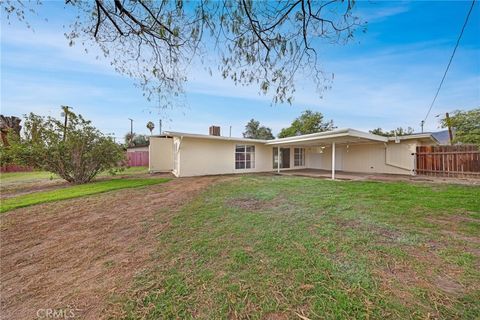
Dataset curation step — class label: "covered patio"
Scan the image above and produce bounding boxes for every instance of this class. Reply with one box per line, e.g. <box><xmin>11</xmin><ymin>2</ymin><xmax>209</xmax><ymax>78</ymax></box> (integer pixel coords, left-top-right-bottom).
<box><xmin>266</xmin><ymin>129</ymin><xmax>390</xmax><ymax>180</ymax></box>
<box><xmin>277</xmin><ymin>168</ymin><xmax>414</xmax><ymax>182</ymax></box>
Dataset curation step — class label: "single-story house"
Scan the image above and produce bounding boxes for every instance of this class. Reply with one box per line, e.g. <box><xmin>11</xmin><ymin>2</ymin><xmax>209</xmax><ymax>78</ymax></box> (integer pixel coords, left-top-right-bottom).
<box><xmin>149</xmin><ymin>127</ymin><xmax>439</xmax><ymax>178</ymax></box>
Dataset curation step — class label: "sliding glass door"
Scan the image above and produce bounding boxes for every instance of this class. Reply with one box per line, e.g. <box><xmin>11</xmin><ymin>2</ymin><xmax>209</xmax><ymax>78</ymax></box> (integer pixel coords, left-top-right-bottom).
<box><xmin>273</xmin><ymin>148</ymin><xmax>290</xmax><ymax>169</ymax></box>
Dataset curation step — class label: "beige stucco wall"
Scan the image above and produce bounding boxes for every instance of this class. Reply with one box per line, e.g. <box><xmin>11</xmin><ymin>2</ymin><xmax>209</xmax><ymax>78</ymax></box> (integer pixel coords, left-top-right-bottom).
<box><xmin>152</xmin><ymin>136</ymin><xmax>431</xmax><ymax>177</ymax></box>
<box><xmin>149</xmin><ymin>137</ymin><xmax>174</xmax><ymax>172</ymax></box>
<box><xmin>306</xmin><ymin>140</ymin><xmax>422</xmax><ymax>175</ymax></box>
<box><xmin>175</xmin><ymin>137</ymin><xmax>274</xmax><ymax>177</ymax></box>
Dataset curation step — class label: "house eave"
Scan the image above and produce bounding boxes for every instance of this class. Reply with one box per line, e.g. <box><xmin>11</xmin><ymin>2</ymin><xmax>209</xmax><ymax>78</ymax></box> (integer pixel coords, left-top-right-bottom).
<box><xmin>265</xmin><ymin>128</ymin><xmax>388</xmax><ymax>146</ymax></box>
<box><xmin>161</xmin><ymin>131</ymin><xmax>269</xmax><ymax>144</ymax></box>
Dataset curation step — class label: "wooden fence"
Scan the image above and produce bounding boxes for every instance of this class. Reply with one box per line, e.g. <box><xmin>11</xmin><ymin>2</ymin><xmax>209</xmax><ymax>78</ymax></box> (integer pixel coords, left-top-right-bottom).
<box><xmin>1</xmin><ymin>164</ymin><xmax>33</xmax><ymax>173</ymax></box>
<box><xmin>127</xmin><ymin>151</ymin><xmax>149</xmax><ymax>167</ymax></box>
<box><xmin>416</xmin><ymin>145</ymin><xmax>480</xmax><ymax>178</ymax></box>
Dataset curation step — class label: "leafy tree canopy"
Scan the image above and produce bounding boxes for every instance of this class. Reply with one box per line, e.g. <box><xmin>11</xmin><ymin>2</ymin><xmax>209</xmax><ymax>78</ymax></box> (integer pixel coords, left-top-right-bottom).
<box><xmin>278</xmin><ymin>110</ymin><xmax>334</xmax><ymax>138</ymax></box>
<box><xmin>369</xmin><ymin>127</ymin><xmax>414</xmax><ymax>137</ymax></box>
<box><xmin>441</xmin><ymin>108</ymin><xmax>480</xmax><ymax>145</ymax></box>
<box><xmin>243</xmin><ymin>119</ymin><xmax>274</xmax><ymax>140</ymax></box>
<box><xmin>146</xmin><ymin>121</ymin><xmax>155</xmax><ymax>134</ymax></box>
<box><xmin>124</xmin><ymin>133</ymin><xmax>149</xmax><ymax>147</ymax></box>
<box><xmin>1</xmin><ymin>111</ymin><xmax>125</xmax><ymax>184</ymax></box>
<box><xmin>2</xmin><ymin>0</ymin><xmax>364</xmax><ymax>105</ymax></box>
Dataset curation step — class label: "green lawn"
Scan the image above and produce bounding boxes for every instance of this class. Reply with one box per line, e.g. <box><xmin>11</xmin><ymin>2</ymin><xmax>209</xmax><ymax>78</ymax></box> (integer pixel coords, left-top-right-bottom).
<box><xmin>114</xmin><ymin>176</ymin><xmax>480</xmax><ymax>319</ymax></box>
<box><xmin>0</xmin><ymin>166</ymin><xmax>149</xmax><ymax>183</ymax></box>
<box><xmin>0</xmin><ymin>170</ymin><xmax>56</xmax><ymax>182</ymax></box>
<box><xmin>0</xmin><ymin>177</ymin><xmax>170</xmax><ymax>213</ymax></box>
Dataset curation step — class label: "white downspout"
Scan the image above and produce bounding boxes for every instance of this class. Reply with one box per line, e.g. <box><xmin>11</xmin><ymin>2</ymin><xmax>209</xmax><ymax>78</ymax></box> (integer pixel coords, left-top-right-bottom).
<box><xmin>332</xmin><ymin>142</ymin><xmax>336</xmax><ymax>180</ymax></box>
<box><xmin>176</xmin><ymin>136</ymin><xmax>183</xmax><ymax>177</ymax></box>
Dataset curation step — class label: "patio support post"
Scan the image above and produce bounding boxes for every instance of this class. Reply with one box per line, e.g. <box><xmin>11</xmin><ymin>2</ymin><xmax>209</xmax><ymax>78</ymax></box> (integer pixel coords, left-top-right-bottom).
<box><xmin>331</xmin><ymin>142</ymin><xmax>336</xmax><ymax>180</ymax></box>
<box><xmin>277</xmin><ymin>146</ymin><xmax>280</xmax><ymax>174</ymax></box>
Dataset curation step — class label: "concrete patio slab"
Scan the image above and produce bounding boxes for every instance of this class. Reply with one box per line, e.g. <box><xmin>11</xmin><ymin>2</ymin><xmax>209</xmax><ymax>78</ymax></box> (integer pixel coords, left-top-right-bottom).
<box><xmin>276</xmin><ymin>169</ymin><xmax>480</xmax><ymax>185</ymax></box>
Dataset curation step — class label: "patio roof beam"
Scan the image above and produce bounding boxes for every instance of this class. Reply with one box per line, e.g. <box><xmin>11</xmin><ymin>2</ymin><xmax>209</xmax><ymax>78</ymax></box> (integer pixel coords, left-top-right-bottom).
<box><xmin>332</xmin><ymin>142</ymin><xmax>336</xmax><ymax>180</ymax></box>
<box><xmin>277</xmin><ymin>146</ymin><xmax>280</xmax><ymax>174</ymax></box>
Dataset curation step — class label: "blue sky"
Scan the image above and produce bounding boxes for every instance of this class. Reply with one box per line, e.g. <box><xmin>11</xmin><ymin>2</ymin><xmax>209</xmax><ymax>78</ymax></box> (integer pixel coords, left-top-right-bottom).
<box><xmin>1</xmin><ymin>1</ymin><xmax>479</xmax><ymax>140</ymax></box>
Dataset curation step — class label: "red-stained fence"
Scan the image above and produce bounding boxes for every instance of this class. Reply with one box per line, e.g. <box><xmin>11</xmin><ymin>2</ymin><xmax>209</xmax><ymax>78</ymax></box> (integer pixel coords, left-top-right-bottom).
<box><xmin>416</xmin><ymin>145</ymin><xmax>480</xmax><ymax>178</ymax></box>
<box><xmin>1</xmin><ymin>164</ymin><xmax>33</xmax><ymax>173</ymax></box>
<box><xmin>127</xmin><ymin>151</ymin><xmax>149</xmax><ymax>167</ymax></box>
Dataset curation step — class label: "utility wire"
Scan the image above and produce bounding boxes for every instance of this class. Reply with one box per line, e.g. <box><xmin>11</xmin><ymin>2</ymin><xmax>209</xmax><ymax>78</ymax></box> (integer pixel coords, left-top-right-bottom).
<box><xmin>422</xmin><ymin>0</ymin><xmax>476</xmax><ymax>125</ymax></box>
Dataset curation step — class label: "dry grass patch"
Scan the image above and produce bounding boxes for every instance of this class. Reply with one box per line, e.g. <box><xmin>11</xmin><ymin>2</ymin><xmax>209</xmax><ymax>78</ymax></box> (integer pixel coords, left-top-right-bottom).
<box><xmin>0</xmin><ymin>176</ymin><xmax>225</xmax><ymax>320</ymax></box>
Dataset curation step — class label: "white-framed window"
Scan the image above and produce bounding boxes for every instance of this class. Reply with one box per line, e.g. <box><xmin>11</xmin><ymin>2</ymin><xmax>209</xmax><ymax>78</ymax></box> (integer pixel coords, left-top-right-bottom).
<box><xmin>235</xmin><ymin>145</ymin><xmax>255</xmax><ymax>169</ymax></box>
<box><xmin>294</xmin><ymin>148</ymin><xmax>305</xmax><ymax>166</ymax></box>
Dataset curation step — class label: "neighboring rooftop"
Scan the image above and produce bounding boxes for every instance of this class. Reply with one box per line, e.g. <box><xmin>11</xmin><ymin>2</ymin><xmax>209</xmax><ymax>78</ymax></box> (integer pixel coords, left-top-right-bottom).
<box><xmin>431</xmin><ymin>129</ymin><xmax>454</xmax><ymax>145</ymax></box>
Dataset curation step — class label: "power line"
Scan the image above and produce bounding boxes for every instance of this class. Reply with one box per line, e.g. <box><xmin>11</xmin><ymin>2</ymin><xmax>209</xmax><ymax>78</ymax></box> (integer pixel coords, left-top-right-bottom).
<box><xmin>422</xmin><ymin>0</ymin><xmax>476</xmax><ymax>126</ymax></box>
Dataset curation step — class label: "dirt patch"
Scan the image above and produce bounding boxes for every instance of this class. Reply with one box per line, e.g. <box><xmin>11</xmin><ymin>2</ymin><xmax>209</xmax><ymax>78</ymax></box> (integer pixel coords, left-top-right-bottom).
<box><xmin>426</xmin><ymin>215</ymin><xmax>480</xmax><ymax>245</ymax></box>
<box><xmin>262</xmin><ymin>312</ymin><xmax>290</xmax><ymax>320</ymax></box>
<box><xmin>333</xmin><ymin>217</ymin><xmax>403</xmax><ymax>243</ymax></box>
<box><xmin>228</xmin><ymin>197</ymin><xmax>268</xmax><ymax>211</ymax></box>
<box><xmin>0</xmin><ymin>176</ymin><xmax>229</xmax><ymax>319</ymax></box>
<box><xmin>373</xmin><ymin>244</ymin><xmax>468</xmax><ymax>314</ymax></box>
<box><xmin>225</xmin><ymin>190</ymin><xmax>295</xmax><ymax>213</ymax></box>
<box><xmin>440</xmin><ymin>230</ymin><xmax>480</xmax><ymax>245</ymax></box>
<box><xmin>1</xmin><ymin>179</ymin><xmax>68</xmax><ymax>199</ymax></box>
<box><xmin>433</xmin><ymin>276</ymin><xmax>465</xmax><ymax>295</ymax></box>
<box><xmin>429</xmin><ymin>215</ymin><xmax>480</xmax><ymax>225</ymax></box>
<box><xmin>335</xmin><ymin>216</ymin><xmax>474</xmax><ymax>311</ymax></box>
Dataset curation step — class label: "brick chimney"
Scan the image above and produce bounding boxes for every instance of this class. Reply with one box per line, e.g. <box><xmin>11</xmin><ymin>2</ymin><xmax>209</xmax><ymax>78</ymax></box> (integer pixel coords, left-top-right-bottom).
<box><xmin>209</xmin><ymin>125</ymin><xmax>221</xmax><ymax>136</ymax></box>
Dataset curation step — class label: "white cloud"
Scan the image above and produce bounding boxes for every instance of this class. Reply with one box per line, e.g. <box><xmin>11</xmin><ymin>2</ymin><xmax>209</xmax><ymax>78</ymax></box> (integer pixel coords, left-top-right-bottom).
<box><xmin>1</xmin><ymin>23</ymin><xmax>119</xmax><ymax>76</ymax></box>
<box><xmin>357</xmin><ymin>3</ymin><xmax>410</xmax><ymax>23</ymax></box>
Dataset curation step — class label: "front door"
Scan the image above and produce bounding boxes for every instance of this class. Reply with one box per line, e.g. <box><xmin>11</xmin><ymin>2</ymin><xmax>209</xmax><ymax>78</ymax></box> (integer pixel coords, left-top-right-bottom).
<box><xmin>273</xmin><ymin>148</ymin><xmax>290</xmax><ymax>169</ymax></box>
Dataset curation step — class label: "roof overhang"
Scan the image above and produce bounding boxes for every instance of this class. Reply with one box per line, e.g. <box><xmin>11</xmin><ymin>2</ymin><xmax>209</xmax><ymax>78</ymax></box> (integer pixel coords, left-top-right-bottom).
<box><xmin>160</xmin><ymin>131</ymin><xmax>268</xmax><ymax>144</ymax></box>
<box><xmin>387</xmin><ymin>133</ymin><xmax>439</xmax><ymax>144</ymax></box>
<box><xmin>265</xmin><ymin>129</ymin><xmax>388</xmax><ymax>146</ymax></box>
<box><xmin>156</xmin><ymin>129</ymin><xmax>438</xmax><ymax>147</ymax></box>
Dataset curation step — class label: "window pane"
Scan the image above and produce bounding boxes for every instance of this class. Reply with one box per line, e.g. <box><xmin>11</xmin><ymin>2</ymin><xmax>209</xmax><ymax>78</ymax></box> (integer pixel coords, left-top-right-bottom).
<box><xmin>235</xmin><ymin>145</ymin><xmax>255</xmax><ymax>170</ymax></box>
<box><xmin>294</xmin><ymin>148</ymin><xmax>305</xmax><ymax>166</ymax></box>
<box><xmin>235</xmin><ymin>161</ymin><xmax>245</xmax><ymax>169</ymax></box>
<box><xmin>236</xmin><ymin>153</ymin><xmax>245</xmax><ymax>161</ymax></box>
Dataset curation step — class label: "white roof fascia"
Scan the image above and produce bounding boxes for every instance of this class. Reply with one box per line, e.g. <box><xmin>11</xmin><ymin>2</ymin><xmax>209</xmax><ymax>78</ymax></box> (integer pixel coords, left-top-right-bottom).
<box><xmin>387</xmin><ymin>133</ymin><xmax>439</xmax><ymax>144</ymax></box>
<box><xmin>162</xmin><ymin>128</ymin><xmax>397</xmax><ymax>146</ymax></box>
<box><xmin>162</xmin><ymin>131</ymin><xmax>268</xmax><ymax>144</ymax></box>
<box><xmin>265</xmin><ymin>128</ymin><xmax>388</xmax><ymax>145</ymax></box>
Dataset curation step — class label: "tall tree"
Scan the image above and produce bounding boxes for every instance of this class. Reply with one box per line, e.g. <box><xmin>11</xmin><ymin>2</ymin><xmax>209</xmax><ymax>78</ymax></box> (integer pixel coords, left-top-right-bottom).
<box><xmin>441</xmin><ymin>108</ymin><xmax>480</xmax><ymax>145</ymax></box>
<box><xmin>146</xmin><ymin>121</ymin><xmax>155</xmax><ymax>135</ymax></box>
<box><xmin>369</xmin><ymin>127</ymin><xmax>414</xmax><ymax>137</ymax></box>
<box><xmin>243</xmin><ymin>119</ymin><xmax>274</xmax><ymax>140</ymax></box>
<box><xmin>278</xmin><ymin>110</ymin><xmax>334</xmax><ymax>138</ymax></box>
<box><xmin>3</xmin><ymin>0</ymin><xmax>364</xmax><ymax>105</ymax></box>
<box><xmin>124</xmin><ymin>133</ymin><xmax>149</xmax><ymax>147</ymax></box>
